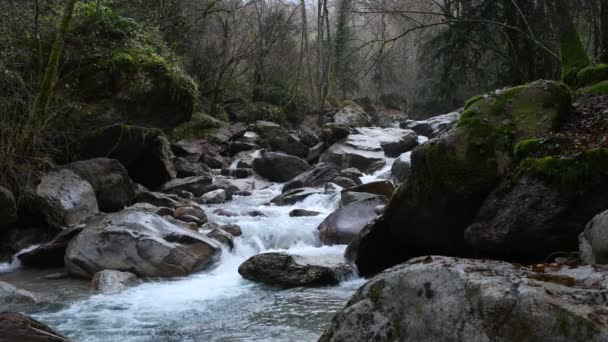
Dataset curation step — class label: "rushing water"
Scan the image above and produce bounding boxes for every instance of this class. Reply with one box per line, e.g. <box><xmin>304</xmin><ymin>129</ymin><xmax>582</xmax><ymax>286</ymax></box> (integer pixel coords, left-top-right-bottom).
<box><xmin>27</xmin><ymin>182</ymin><xmax>366</xmax><ymax>342</ymax></box>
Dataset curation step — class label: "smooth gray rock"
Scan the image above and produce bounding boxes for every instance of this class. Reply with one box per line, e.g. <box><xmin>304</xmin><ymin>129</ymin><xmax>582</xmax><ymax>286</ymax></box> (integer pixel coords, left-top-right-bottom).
<box><xmin>0</xmin><ymin>312</ymin><xmax>70</xmax><ymax>342</ymax></box>
<box><xmin>0</xmin><ymin>281</ymin><xmax>38</xmax><ymax>311</ymax></box>
<box><xmin>333</xmin><ymin>105</ymin><xmax>370</xmax><ymax>128</ymax></box>
<box><xmin>253</xmin><ymin>151</ymin><xmax>311</xmax><ymax>182</ymax></box>
<box><xmin>270</xmin><ymin>188</ymin><xmax>324</xmax><ymax>206</ymax></box>
<box><xmin>289</xmin><ymin>209</ymin><xmax>321</xmax><ymax>217</ymax></box>
<box><xmin>255</xmin><ymin>121</ymin><xmax>309</xmax><ymax>158</ymax></box>
<box><xmin>206</xmin><ymin>229</ymin><xmax>234</xmax><ymax>250</ymax></box>
<box><xmin>238</xmin><ymin>252</ymin><xmax>352</xmax><ymax>287</ymax></box>
<box><xmin>18</xmin><ymin>227</ymin><xmax>84</xmax><ymax>268</ymax></box>
<box><xmin>344</xmin><ymin>180</ymin><xmax>395</xmax><ymax>198</ymax></box>
<box><xmin>64</xmin><ymin>158</ymin><xmax>134</xmax><ymax>212</ymax></box>
<box><xmin>199</xmin><ymin>189</ymin><xmax>228</xmax><ymax>204</ymax></box>
<box><xmin>340</xmin><ymin>192</ymin><xmax>382</xmax><ymax>207</ymax></box>
<box><xmin>65</xmin><ymin>209</ymin><xmax>221</xmax><ymax>278</ymax></box>
<box><xmin>580</xmin><ymin>210</ymin><xmax>608</xmax><ymax>264</ymax></box>
<box><xmin>355</xmin><ymin>127</ymin><xmax>418</xmax><ymax>157</ymax></box>
<box><xmin>319</xmin><ymin>196</ymin><xmax>386</xmax><ymax>245</ymax></box>
<box><xmin>321</xmin><ymin>256</ymin><xmax>608</xmax><ymax>342</ymax></box>
<box><xmin>282</xmin><ymin>163</ymin><xmax>340</xmax><ymax>193</ymax></box>
<box><xmin>91</xmin><ymin>270</ymin><xmax>137</xmax><ymax>293</ymax></box>
<box><xmin>157</xmin><ymin>175</ymin><xmax>213</xmax><ymax>197</ymax></box>
<box><xmin>320</xmin><ymin>132</ymin><xmax>386</xmax><ymax>174</ymax></box>
<box><xmin>400</xmin><ymin>111</ymin><xmax>460</xmax><ymax>138</ymax></box>
<box><xmin>391</xmin><ymin>153</ymin><xmax>411</xmax><ymax>182</ymax></box>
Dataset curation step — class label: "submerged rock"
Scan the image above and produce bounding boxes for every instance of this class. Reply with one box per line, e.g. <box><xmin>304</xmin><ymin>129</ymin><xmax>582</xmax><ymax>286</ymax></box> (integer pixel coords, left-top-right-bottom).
<box><xmin>63</xmin><ymin>158</ymin><xmax>134</xmax><ymax>212</ymax></box>
<box><xmin>319</xmin><ymin>196</ymin><xmax>386</xmax><ymax>245</ymax></box>
<box><xmin>65</xmin><ymin>209</ymin><xmax>221</xmax><ymax>278</ymax></box>
<box><xmin>92</xmin><ymin>270</ymin><xmax>137</xmax><ymax>294</ymax></box>
<box><xmin>238</xmin><ymin>252</ymin><xmax>352</xmax><ymax>287</ymax></box>
<box><xmin>253</xmin><ymin>151</ymin><xmax>311</xmax><ymax>182</ymax></box>
<box><xmin>0</xmin><ymin>312</ymin><xmax>70</xmax><ymax>342</ymax></box>
<box><xmin>289</xmin><ymin>209</ymin><xmax>320</xmax><ymax>217</ymax></box>
<box><xmin>321</xmin><ymin>256</ymin><xmax>608</xmax><ymax>342</ymax></box>
<box><xmin>21</xmin><ymin>169</ymin><xmax>99</xmax><ymax>228</ymax></box>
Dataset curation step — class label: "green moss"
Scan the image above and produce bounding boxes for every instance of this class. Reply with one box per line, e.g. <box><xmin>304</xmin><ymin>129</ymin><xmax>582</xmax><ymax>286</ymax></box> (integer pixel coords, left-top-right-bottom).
<box><xmin>169</xmin><ymin>112</ymin><xmax>223</xmax><ymax>140</ymax></box>
<box><xmin>576</xmin><ymin>64</ymin><xmax>608</xmax><ymax>88</ymax></box>
<box><xmin>514</xmin><ymin>139</ymin><xmax>543</xmax><ymax>160</ymax></box>
<box><xmin>517</xmin><ymin>148</ymin><xmax>608</xmax><ymax>192</ymax></box>
<box><xmin>369</xmin><ymin>280</ymin><xmax>385</xmax><ymax>304</ymax></box>
<box><xmin>559</xmin><ymin>16</ymin><xmax>590</xmax><ymax>85</ymax></box>
<box><xmin>576</xmin><ymin>80</ymin><xmax>608</xmax><ymax>96</ymax></box>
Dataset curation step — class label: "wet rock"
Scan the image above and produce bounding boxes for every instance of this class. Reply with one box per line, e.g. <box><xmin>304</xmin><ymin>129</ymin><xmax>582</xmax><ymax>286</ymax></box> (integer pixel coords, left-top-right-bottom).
<box><xmin>21</xmin><ymin>169</ymin><xmax>98</xmax><ymax>228</ymax></box>
<box><xmin>63</xmin><ymin>158</ymin><xmax>134</xmax><ymax>212</ymax></box>
<box><xmin>307</xmin><ymin>142</ymin><xmax>325</xmax><ymax>164</ymax></box>
<box><xmin>221</xmin><ymin>168</ymin><xmax>252</xmax><ymax>179</ymax></box>
<box><xmin>0</xmin><ymin>186</ymin><xmax>17</xmax><ymax>226</ymax></box>
<box><xmin>355</xmin><ymin>127</ymin><xmax>418</xmax><ymax>157</ymax></box>
<box><xmin>174</xmin><ymin>206</ymin><xmax>207</xmax><ymax>226</ymax></box>
<box><xmin>247</xmin><ymin>210</ymin><xmax>266</xmax><ymax>217</ymax></box>
<box><xmin>580</xmin><ymin>210</ymin><xmax>608</xmax><ymax>264</ymax></box>
<box><xmin>234</xmin><ymin>190</ymin><xmax>252</xmax><ymax>197</ymax></box>
<box><xmin>158</xmin><ymin>175</ymin><xmax>213</xmax><ymax>197</ymax></box>
<box><xmin>74</xmin><ymin>125</ymin><xmax>176</xmax><ymax>188</ymax></box>
<box><xmin>253</xmin><ymin>151</ymin><xmax>311</xmax><ymax>182</ymax></box>
<box><xmin>155</xmin><ymin>207</ymin><xmax>175</xmax><ymax>217</ymax></box>
<box><xmin>400</xmin><ymin>111</ymin><xmax>460</xmax><ymax>138</ymax></box>
<box><xmin>214</xmin><ymin>209</ymin><xmax>239</xmax><ymax>217</ymax></box>
<box><xmin>333</xmin><ymin>105</ymin><xmax>370</xmax><ymax>128</ymax></box>
<box><xmin>228</xmin><ymin>140</ymin><xmax>260</xmax><ymax>156</ymax></box>
<box><xmin>18</xmin><ymin>227</ymin><xmax>84</xmax><ymax>268</ymax></box>
<box><xmin>340</xmin><ymin>168</ymin><xmax>363</xmax><ymax>181</ymax></box>
<box><xmin>0</xmin><ymin>312</ymin><xmax>70</xmax><ymax>341</ymax></box>
<box><xmin>255</xmin><ymin>121</ymin><xmax>309</xmax><ymax>158</ymax></box>
<box><xmin>344</xmin><ymin>180</ymin><xmax>395</xmax><ymax>198</ymax></box>
<box><xmin>220</xmin><ymin>224</ymin><xmax>242</xmax><ymax>237</ymax></box>
<box><xmin>238</xmin><ymin>253</ymin><xmax>352</xmax><ymax>287</ymax></box>
<box><xmin>207</xmin><ymin>229</ymin><xmax>234</xmax><ymax>250</ymax></box>
<box><xmin>270</xmin><ymin>188</ymin><xmax>324</xmax><ymax>206</ymax></box>
<box><xmin>282</xmin><ymin>163</ymin><xmax>340</xmax><ymax>193</ymax></box>
<box><xmin>91</xmin><ymin>270</ymin><xmax>137</xmax><ymax>294</ymax></box>
<box><xmin>134</xmin><ymin>188</ymin><xmax>180</xmax><ymax>208</ymax></box>
<box><xmin>319</xmin><ymin>196</ymin><xmax>386</xmax><ymax>245</ymax></box>
<box><xmin>340</xmin><ymin>192</ymin><xmax>382</xmax><ymax>207</ymax></box>
<box><xmin>321</xmin><ymin>124</ymin><xmax>350</xmax><ymax>145</ymax></box>
<box><xmin>231</xmin><ymin>150</ymin><xmax>259</xmax><ymax>169</ymax></box>
<box><xmin>0</xmin><ymin>281</ymin><xmax>38</xmax><ymax>311</ymax></box>
<box><xmin>296</xmin><ymin>128</ymin><xmax>320</xmax><ymax>148</ymax></box>
<box><xmin>321</xmin><ymin>256</ymin><xmax>608</xmax><ymax>342</ymax></box>
<box><xmin>391</xmin><ymin>153</ymin><xmax>411</xmax><ymax>182</ymax></box>
<box><xmin>332</xmin><ymin>177</ymin><xmax>359</xmax><ymax>188</ymax></box>
<box><xmin>174</xmin><ymin>157</ymin><xmax>211</xmax><ymax>178</ymax></box>
<box><xmin>289</xmin><ymin>209</ymin><xmax>320</xmax><ymax>217</ymax></box>
<box><xmin>199</xmin><ymin>189</ymin><xmax>228</xmax><ymax>204</ymax></box>
<box><xmin>65</xmin><ymin>209</ymin><xmax>221</xmax><ymax>278</ymax></box>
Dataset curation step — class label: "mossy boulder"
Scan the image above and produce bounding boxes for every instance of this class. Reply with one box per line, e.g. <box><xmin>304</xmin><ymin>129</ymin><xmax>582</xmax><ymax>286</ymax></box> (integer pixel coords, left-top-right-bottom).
<box><xmin>59</xmin><ymin>3</ymin><xmax>197</xmax><ymax>129</ymax></box>
<box><xmin>576</xmin><ymin>64</ymin><xmax>608</xmax><ymax>88</ymax></box>
<box><xmin>349</xmin><ymin>81</ymin><xmax>572</xmax><ymax>276</ymax></box>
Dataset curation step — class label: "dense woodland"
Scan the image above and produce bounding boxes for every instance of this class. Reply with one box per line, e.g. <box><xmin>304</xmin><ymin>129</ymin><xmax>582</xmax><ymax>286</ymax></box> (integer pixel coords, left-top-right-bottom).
<box><xmin>0</xmin><ymin>0</ymin><xmax>607</xmax><ymax>190</ymax></box>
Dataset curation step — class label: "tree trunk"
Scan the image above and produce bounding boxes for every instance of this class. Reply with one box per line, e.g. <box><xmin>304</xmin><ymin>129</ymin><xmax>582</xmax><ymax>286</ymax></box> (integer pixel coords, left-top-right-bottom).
<box><xmin>600</xmin><ymin>0</ymin><xmax>608</xmax><ymax>63</ymax></box>
<box><xmin>556</xmin><ymin>0</ymin><xmax>589</xmax><ymax>84</ymax></box>
<box><xmin>34</xmin><ymin>0</ymin><xmax>78</xmax><ymax>116</ymax></box>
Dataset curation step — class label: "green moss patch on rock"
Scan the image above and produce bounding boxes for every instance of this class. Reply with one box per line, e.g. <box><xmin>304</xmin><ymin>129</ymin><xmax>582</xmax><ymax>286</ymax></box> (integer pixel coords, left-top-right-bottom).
<box><xmin>576</xmin><ymin>80</ymin><xmax>608</xmax><ymax>96</ymax></box>
<box><xmin>58</xmin><ymin>2</ymin><xmax>197</xmax><ymax>129</ymax></box>
<box><xmin>576</xmin><ymin>64</ymin><xmax>608</xmax><ymax>88</ymax></box>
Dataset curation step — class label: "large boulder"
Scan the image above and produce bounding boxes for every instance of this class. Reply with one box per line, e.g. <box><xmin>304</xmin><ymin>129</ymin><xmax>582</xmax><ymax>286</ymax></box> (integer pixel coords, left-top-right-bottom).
<box><xmin>73</xmin><ymin>125</ymin><xmax>176</xmax><ymax>188</ymax></box>
<box><xmin>21</xmin><ymin>169</ymin><xmax>99</xmax><ymax>228</ymax></box>
<box><xmin>355</xmin><ymin>127</ymin><xmax>418</xmax><ymax>157</ymax></box>
<box><xmin>333</xmin><ymin>105</ymin><xmax>371</xmax><ymax>128</ymax></box>
<box><xmin>255</xmin><ymin>121</ymin><xmax>309</xmax><ymax>158</ymax></box>
<box><xmin>320</xmin><ymin>134</ymin><xmax>386</xmax><ymax>174</ymax></box>
<box><xmin>0</xmin><ymin>312</ymin><xmax>70</xmax><ymax>342</ymax></box>
<box><xmin>282</xmin><ymin>163</ymin><xmax>340</xmax><ymax>193</ymax></box>
<box><xmin>238</xmin><ymin>252</ymin><xmax>352</xmax><ymax>287</ymax></box>
<box><xmin>92</xmin><ymin>270</ymin><xmax>137</xmax><ymax>294</ymax></box>
<box><xmin>18</xmin><ymin>227</ymin><xmax>84</xmax><ymax>268</ymax></box>
<box><xmin>0</xmin><ymin>186</ymin><xmax>17</xmax><ymax>226</ymax></box>
<box><xmin>321</xmin><ymin>256</ymin><xmax>608</xmax><ymax>342</ymax></box>
<box><xmin>157</xmin><ymin>175</ymin><xmax>213</xmax><ymax>197</ymax></box>
<box><xmin>319</xmin><ymin>196</ymin><xmax>386</xmax><ymax>245</ymax></box>
<box><xmin>580</xmin><ymin>209</ymin><xmax>608</xmax><ymax>264</ymax></box>
<box><xmin>253</xmin><ymin>151</ymin><xmax>311</xmax><ymax>182</ymax></box>
<box><xmin>63</xmin><ymin>158</ymin><xmax>134</xmax><ymax>212</ymax></box>
<box><xmin>65</xmin><ymin>209</ymin><xmax>221</xmax><ymax>278</ymax></box>
<box><xmin>350</xmin><ymin>81</ymin><xmax>572</xmax><ymax>275</ymax></box>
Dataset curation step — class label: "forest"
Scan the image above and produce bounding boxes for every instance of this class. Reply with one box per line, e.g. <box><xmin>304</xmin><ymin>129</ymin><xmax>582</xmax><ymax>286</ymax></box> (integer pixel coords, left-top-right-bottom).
<box><xmin>1</xmin><ymin>0</ymin><xmax>608</xmax><ymax>341</ymax></box>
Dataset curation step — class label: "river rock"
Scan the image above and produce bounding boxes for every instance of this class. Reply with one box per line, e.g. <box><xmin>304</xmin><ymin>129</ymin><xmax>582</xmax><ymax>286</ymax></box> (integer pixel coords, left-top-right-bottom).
<box><xmin>400</xmin><ymin>111</ymin><xmax>460</xmax><ymax>138</ymax></box>
<box><xmin>391</xmin><ymin>153</ymin><xmax>411</xmax><ymax>182</ymax></box>
<box><xmin>0</xmin><ymin>186</ymin><xmax>17</xmax><ymax>226</ymax></box>
<box><xmin>65</xmin><ymin>209</ymin><xmax>221</xmax><ymax>278</ymax></box>
<box><xmin>174</xmin><ymin>157</ymin><xmax>211</xmax><ymax>178</ymax></box>
<box><xmin>580</xmin><ymin>210</ymin><xmax>608</xmax><ymax>264</ymax></box>
<box><xmin>321</xmin><ymin>123</ymin><xmax>350</xmax><ymax>145</ymax></box>
<box><xmin>220</xmin><ymin>168</ymin><xmax>252</xmax><ymax>179</ymax></box>
<box><xmin>238</xmin><ymin>253</ymin><xmax>352</xmax><ymax>287</ymax></box>
<box><xmin>21</xmin><ymin>169</ymin><xmax>99</xmax><ymax>228</ymax></box>
<box><xmin>319</xmin><ymin>196</ymin><xmax>386</xmax><ymax>245</ymax></box>
<box><xmin>343</xmin><ymin>180</ymin><xmax>395</xmax><ymax>198</ymax></box>
<box><xmin>207</xmin><ymin>229</ymin><xmax>234</xmax><ymax>250</ymax></box>
<box><xmin>289</xmin><ymin>209</ymin><xmax>320</xmax><ymax>217</ymax></box>
<box><xmin>340</xmin><ymin>192</ymin><xmax>382</xmax><ymax>207</ymax></box>
<box><xmin>356</xmin><ymin>127</ymin><xmax>418</xmax><ymax>157</ymax></box>
<box><xmin>157</xmin><ymin>175</ymin><xmax>213</xmax><ymax>197</ymax></box>
<box><xmin>333</xmin><ymin>105</ymin><xmax>370</xmax><ymax>128</ymax></box>
<box><xmin>199</xmin><ymin>189</ymin><xmax>228</xmax><ymax>204</ymax></box>
<box><xmin>282</xmin><ymin>163</ymin><xmax>340</xmax><ymax>193</ymax></box>
<box><xmin>74</xmin><ymin>125</ymin><xmax>176</xmax><ymax>188</ymax></box>
<box><xmin>296</xmin><ymin>128</ymin><xmax>320</xmax><ymax>148</ymax></box>
<box><xmin>91</xmin><ymin>270</ymin><xmax>137</xmax><ymax>294</ymax></box>
<box><xmin>228</xmin><ymin>139</ymin><xmax>260</xmax><ymax>156</ymax></box>
<box><xmin>320</xmin><ymin>134</ymin><xmax>385</xmax><ymax>174</ymax></box>
<box><xmin>0</xmin><ymin>281</ymin><xmax>38</xmax><ymax>311</ymax></box>
<box><xmin>232</xmin><ymin>150</ymin><xmax>260</xmax><ymax>169</ymax></box>
<box><xmin>18</xmin><ymin>227</ymin><xmax>84</xmax><ymax>268</ymax></box>
<box><xmin>174</xmin><ymin>206</ymin><xmax>207</xmax><ymax>226</ymax></box>
<box><xmin>63</xmin><ymin>158</ymin><xmax>134</xmax><ymax>212</ymax></box>
<box><xmin>0</xmin><ymin>312</ymin><xmax>70</xmax><ymax>342</ymax></box>
<box><xmin>320</xmin><ymin>256</ymin><xmax>608</xmax><ymax>342</ymax></box>
<box><xmin>351</xmin><ymin>81</ymin><xmax>572</xmax><ymax>275</ymax></box>
<box><xmin>270</xmin><ymin>188</ymin><xmax>325</xmax><ymax>206</ymax></box>
<box><xmin>253</xmin><ymin>151</ymin><xmax>311</xmax><ymax>182</ymax></box>
<box><xmin>134</xmin><ymin>187</ymin><xmax>181</xmax><ymax>208</ymax></box>
<box><xmin>255</xmin><ymin>121</ymin><xmax>309</xmax><ymax>158</ymax></box>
